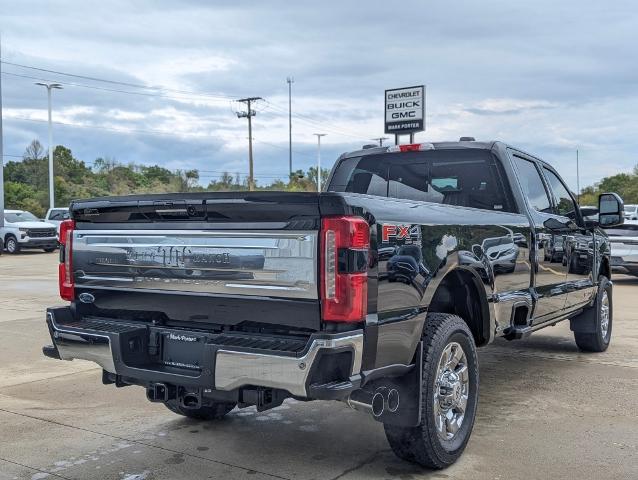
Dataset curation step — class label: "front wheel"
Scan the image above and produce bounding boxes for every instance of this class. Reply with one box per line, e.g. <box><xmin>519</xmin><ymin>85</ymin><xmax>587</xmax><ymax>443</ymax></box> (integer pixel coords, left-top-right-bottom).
<box><xmin>574</xmin><ymin>276</ymin><xmax>612</xmax><ymax>352</ymax></box>
<box><xmin>5</xmin><ymin>236</ymin><xmax>20</xmax><ymax>254</ymax></box>
<box><xmin>384</xmin><ymin>313</ymin><xmax>479</xmax><ymax>469</ymax></box>
<box><xmin>164</xmin><ymin>399</ymin><xmax>236</xmax><ymax>420</ymax></box>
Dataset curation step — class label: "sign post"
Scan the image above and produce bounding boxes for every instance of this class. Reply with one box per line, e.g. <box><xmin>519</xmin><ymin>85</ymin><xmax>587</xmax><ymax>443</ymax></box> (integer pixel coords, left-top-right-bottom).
<box><xmin>384</xmin><ymin>85</ymin><xmax>425</xmax><ymax>145</ymax></box>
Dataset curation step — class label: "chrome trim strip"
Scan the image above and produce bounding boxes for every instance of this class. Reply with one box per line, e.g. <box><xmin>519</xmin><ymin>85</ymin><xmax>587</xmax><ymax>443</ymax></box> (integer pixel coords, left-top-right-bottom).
<box><xmin>48</xmin><ymin>312</ymin><xmax>116</xmax><ymax>373</ymax></box>
<box><xmin>76</xmin><ymin>230</ymin><xmax>314</xmax><ymax>238</ymax></box>
<box><xmin>214</xmin><ymin>333</ymin><xmax>364</xmax><ymax>397</ymax></box>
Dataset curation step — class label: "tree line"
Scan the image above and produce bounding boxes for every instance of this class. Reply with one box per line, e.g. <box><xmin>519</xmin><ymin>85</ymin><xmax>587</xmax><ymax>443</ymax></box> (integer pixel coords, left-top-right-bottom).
<box><xmin>3</xmin><ymin>140</ymin><xmax>329</xmax><ymax>217</ymax></box>
<box><xmin>578</xmin><ymin>165</ymin><xmax>638</xmax><ymax>207</ymax></box>
<box><xmin>3</xmin><ymin>139</ymin><xmax>637</xmax><ymax>218</ymax></box>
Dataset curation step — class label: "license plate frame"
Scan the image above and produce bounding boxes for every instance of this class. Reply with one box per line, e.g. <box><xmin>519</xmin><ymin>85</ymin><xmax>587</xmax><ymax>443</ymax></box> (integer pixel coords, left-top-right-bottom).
<box><xmin>161</xmin><ymin>332</ymin><xmax>205</xmax><ymax>370</ymax></box>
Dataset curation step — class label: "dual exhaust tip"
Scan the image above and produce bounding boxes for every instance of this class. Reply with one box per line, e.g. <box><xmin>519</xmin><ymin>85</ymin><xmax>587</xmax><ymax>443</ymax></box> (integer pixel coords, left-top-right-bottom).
<box><xmin>347</xmin><ymin>387</ymin><xmax>400</xmax><ymax>418</ymax></box>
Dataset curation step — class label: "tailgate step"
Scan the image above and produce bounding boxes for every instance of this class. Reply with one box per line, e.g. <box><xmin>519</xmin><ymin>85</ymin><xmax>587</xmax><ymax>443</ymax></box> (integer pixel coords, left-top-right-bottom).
<box><xmin>209</xmin><ymin>333</ymin><xmax>309</xmax><ymax>355</ymax></box>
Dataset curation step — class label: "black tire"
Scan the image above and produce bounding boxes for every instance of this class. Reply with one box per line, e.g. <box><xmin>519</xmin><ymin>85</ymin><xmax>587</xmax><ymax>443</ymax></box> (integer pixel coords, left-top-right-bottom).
<box><xmin>5</xmin><ymin>236</ymin><xmax>20</xmax><ymax>254</ymax></box>
<box><xmin>164</xmin><ymin>400</ymin><xmax>236</xmax><ymax>420</ymax></box>
<box><xmin>574</xmin><ymin>276</ymin><xmax>612</xmax><ymax>352</ymax></box>
<box><xmin>384</xmin><ymin>313</ymin><xmax>479</xmax><ymax>469</ymax></box>
<box><xmin>44</xmin><ymin>247</ymin><xmax>56</xmax><ymax>253</ymax></box>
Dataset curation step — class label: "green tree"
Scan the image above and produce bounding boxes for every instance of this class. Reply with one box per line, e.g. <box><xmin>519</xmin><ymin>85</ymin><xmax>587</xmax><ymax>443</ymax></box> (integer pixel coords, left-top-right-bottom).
<box><xmin>579</xmin><ymin>165</ymin><xmax>638</xmax><ymax>206</ymax></box>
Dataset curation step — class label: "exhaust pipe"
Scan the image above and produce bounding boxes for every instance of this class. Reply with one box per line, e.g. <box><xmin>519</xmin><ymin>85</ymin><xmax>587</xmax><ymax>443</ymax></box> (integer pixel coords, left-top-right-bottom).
<box><xmin>347</xmin><ymin>389</ymin><xmax>385</xmax><ymax>417</ymax></box>
<box><xmin>347</xmin><ymin>387</ymin><xmax>401</xmax><ymax>418</ymax></box>
<box><xmin>387</xmin><ymin>388</ymin><xmax>400</xmax><ymax>413</ymax></box>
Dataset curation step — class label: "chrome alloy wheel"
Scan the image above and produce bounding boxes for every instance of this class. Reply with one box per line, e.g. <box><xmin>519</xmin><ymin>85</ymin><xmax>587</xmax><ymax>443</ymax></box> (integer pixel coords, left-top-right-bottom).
<box><xmin>600</xmin><ymin>290</ymin><xmax>610</xmax><ymax>340</ymax></box>
<box><xmin>433</xmin><ymin>342</ymin><xmax>469</xmax><ymax>441</ymax></box>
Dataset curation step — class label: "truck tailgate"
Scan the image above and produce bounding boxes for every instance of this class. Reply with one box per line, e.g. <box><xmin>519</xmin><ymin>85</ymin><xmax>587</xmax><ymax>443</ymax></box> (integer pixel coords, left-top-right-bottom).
<box><xmin>68</xmin><ymin>192</ymin><xmax>332</xmax><ymax>332</ymax></box>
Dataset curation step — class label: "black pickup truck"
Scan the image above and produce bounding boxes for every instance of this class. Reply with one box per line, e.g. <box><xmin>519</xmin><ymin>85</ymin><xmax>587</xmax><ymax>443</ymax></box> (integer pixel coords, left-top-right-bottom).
<box><xmin>43</xmin><ymin>140</ymin><xmax>624</xmax><ymax>468</ymax></box>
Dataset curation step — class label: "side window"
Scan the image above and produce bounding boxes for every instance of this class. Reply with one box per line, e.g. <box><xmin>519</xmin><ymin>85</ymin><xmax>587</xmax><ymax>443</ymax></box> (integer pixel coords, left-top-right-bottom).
<box><xmin>512</xmin><ymin>156</ymin><xmax>552</xmax><ymax>213</ymax></box>
<box><xmin>543</xmin><ymin>168</ymin><xmax>577</xmax><ymax>219</ymax></box>
<box><xmin>49</xmin><ymin>210</ymin><xmax>67</xmax><ymax>220</ymax></box>
<box><xmin>337</xmin><ymin>157</ymin><xmax>388</xmax><ymax>196</ymax></box>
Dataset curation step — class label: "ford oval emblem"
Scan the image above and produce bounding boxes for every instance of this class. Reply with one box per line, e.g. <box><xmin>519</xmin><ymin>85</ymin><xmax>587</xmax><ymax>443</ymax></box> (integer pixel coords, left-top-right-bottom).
<box><xmin>78</xmin><ymin>293</ymin><xmax>95</xmax><ymax>304</ymax></box>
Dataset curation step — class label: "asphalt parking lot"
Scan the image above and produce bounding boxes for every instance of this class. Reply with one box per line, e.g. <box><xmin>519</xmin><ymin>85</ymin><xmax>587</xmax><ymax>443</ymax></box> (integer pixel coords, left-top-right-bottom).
<box><xmin>0</xmin><ymin>252</ymin><xmax>636</xmax><ymax>480</ymax></box>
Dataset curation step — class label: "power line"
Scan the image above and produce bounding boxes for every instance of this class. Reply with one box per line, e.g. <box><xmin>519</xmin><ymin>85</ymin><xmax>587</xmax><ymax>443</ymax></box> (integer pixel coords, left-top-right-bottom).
<box><xmin>6</xmin><ymin>116</ymin><xmax>316</xmax><ymax>160</ymax></box>
<box><xmin>260</xmin><ymin>99</ymin><xmax>370</xmax><ymax>140</ymax></box>
<box><xmin>2</xmin><ymin>60</ymin><xmax>372</xmax><ymax>141</ymax></box>
<box><xmin>0</xmin><ymin>60</ymin><xmax>239</xmax><ymax>100</ymax></box>
<box><xmin>4</xmin><ymin>71</ymin><xmax>363</xmax><ymax>148</ymax></box>
<box><xmin>1</xmin><ymin>70</ymin><xmax>231</xmax><ymax>104</ymax></box>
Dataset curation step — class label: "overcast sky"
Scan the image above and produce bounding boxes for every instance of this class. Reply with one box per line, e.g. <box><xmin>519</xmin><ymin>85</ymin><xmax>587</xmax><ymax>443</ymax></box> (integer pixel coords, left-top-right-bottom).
<box><xmin>1</xmin><ymin>0</ymin><xmax>637</xmax><ymax>190</ymax></box>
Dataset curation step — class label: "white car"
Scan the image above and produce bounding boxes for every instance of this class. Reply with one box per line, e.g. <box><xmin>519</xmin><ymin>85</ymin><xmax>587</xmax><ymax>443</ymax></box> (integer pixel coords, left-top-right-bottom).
<box><xmin>44</xmin><ymin>207</ymin><xmax>70</xmax><ymax>235</ymax></box>
<box><xmin>1</xmin><ymin>210</ymin><xmax>58</xmax><ymax>254</ymax></box>
<box><xmin>624</xmin><ymin>204</ymin><xmax>638</xmax><ymax>220</ymax></box>
<box><xmin>606</xmin><ymin>220</ymin><xmax>638</xmax><ymax>277</ymax></box>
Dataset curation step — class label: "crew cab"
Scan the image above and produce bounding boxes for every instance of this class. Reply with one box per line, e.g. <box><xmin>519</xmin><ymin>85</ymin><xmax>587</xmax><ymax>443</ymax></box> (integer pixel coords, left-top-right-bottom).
<box><xmin>42</xmin><ymin>140</ymin><xmax>624</xmax><ymax>469</ymax></box>
<box><xmin>2</xmin><ymin>209</ymin><xmax>58</xmax><ymax>254</ymax></box>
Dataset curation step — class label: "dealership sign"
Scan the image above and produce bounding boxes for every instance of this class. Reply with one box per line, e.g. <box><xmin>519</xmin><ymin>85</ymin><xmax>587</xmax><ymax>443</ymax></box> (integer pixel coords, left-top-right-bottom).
<box><xmin>384</xmin><ymin>85</ymin><xmax>425</xmax><ymax>135</ymax></box>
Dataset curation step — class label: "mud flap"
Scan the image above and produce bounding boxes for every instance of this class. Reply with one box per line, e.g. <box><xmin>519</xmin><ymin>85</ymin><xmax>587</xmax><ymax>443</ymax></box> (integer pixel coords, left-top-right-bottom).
<box><xmin>569</xmin><ymin>306</ymin><xmax>597</xmax><ymax>334</ymax></box>
<box><xmin>375</xmin><ymin>341</ymin><xmax>423</xmax><ymax>427</ymax></box>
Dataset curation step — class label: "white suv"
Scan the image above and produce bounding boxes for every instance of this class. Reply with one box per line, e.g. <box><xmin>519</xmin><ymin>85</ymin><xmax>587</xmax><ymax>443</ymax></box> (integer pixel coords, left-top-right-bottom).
<box><xmin>624</xmin><ymin>204</ymin><xmax>638</xmax><ymax>220</ymax></box>
<box><xmin>1</xmin><ymin>210</ymin><xmax>58</xmax><ymax>254</ymax></box>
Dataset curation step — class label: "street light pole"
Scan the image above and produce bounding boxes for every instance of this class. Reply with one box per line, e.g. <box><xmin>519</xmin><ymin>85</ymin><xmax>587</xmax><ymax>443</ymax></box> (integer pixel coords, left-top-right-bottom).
<box><xmin>287</xmin><ymin>76</ymin><xmax>294</xmax><ymax>176</ymax></box>
<box><xmin>313</xmin><ymin>133</ymin><xmax>326</xmax><ymax>192</ymax></box>
<box><xmin>35</xmin><ymin>82</ymin><xmax>62</xmax><ymax>209</ymax></box>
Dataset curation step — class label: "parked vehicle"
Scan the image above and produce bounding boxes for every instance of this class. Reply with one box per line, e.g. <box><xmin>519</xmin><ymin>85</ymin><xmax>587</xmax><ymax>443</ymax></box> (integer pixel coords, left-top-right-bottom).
<box><xmin>42</xmin><ymin>140</ymin><xmax>623</xmax><ymax>469</ymax></box>
<box><xmin>482</xmin><ymin>233</ymin><xmax>519</xmax><ymax>273</ymax></box>
<box><xmin>44</xmin><ymin>207</ymin><xmax>70</xmax><ymax>236</ymax></box>
<box><xmin>606</xmin><ymin>220</ymin><xmax>638</xmax><ymax>277</ymax></box>
<box><xmin>624</xmin><ymin>204</ymin><xmax>638</xmax><ymax>220</ymax></box>
<box><xmin>1</xmin><ymin>210</ymin><xmax>58</xmax><ymax>254</ymax></box>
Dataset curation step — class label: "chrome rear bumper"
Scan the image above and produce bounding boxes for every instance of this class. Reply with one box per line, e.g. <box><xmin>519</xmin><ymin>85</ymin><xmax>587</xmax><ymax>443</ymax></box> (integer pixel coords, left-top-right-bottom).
<box><xmin>45</xmin><ymin>307</ymin><xmax>363</xmax><ymax>398</ymax></box>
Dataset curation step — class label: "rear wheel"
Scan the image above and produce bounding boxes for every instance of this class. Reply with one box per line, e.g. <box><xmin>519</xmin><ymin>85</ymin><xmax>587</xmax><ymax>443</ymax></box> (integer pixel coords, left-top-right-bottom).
<box><xmin>164</xmin><ymin>400</ymin><xmax>236</xmax><ymax>420</ymax></box>
<box><xmin>5</xmin><ymin>236</ymin><xmax>20</xmax><ymax>254</ymax></box>
<box><xmin>384</xmin><ymin>313</ymin><xmax>479</xmax><ymax>469</ymax></box>
<box><xmin>43</xmin><ymin>247</ymin><xmax>56</xmax><ymax>253</ymax></box>
<box><xmin>574</xmin><ymin>276</ymin><xmax>612</xmax><ymax>352</ymax></box>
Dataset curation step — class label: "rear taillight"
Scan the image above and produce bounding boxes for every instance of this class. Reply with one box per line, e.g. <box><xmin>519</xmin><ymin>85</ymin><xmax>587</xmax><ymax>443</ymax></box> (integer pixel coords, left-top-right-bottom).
<box><xmin>58</xmin><ymin>219</ymin><xmax>75</xmax><ymax>301</ymax></box>
<box><xmin>320</xmin><ymin>216</ymin><xmax>369</xmax><ymax>322</ymax></box>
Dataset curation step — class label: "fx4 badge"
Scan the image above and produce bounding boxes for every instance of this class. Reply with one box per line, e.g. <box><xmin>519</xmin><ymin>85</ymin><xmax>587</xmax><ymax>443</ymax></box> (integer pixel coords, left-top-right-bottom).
<box><xmin>382</xmin><ymin>224</ymin><xmax>421</xmax><ymax>242</ymax></box>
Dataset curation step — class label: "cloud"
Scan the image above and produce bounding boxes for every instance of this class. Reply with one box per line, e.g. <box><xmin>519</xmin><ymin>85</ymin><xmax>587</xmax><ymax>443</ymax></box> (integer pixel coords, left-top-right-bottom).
<box><xmin>1</xmin><ymin>0</ymin><xmax>637</xmax><ymax>192</ymax></box>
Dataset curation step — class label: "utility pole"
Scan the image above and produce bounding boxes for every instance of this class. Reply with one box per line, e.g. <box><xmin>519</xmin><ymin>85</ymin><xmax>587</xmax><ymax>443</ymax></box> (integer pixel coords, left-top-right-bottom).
<box><xmin>236</xmin><ymin>97</ymin><xmax>262</xmax><ymax>191</ymax></box>
<box><xmin>287</xmin><ymin>76</ymin><xmax>294</xmax><ymax>176</ymax></box>
<box><xmin>576</xmin><ymin>149</ymin><xmax>580</xmax><ymax>204</ymax></box>
<box><xmin>35</xmin><ymin>82</ymin><xmax>63</xmax><ymax>209</ymax></box>
<box><xmin>313</xmin><ymin>133</ymin><xmax>327</xmax><ymax>192</ymax></box>
<box><xmin>371</xmin><ymin>137</ymin><xmax>389</xmax><ymax>147</ymax></box>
